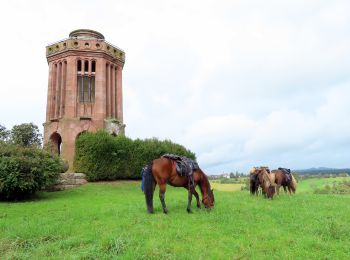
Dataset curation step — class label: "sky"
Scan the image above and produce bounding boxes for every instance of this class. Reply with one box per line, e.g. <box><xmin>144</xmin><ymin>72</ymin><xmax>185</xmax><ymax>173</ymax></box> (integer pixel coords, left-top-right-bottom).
<box><xmin>0</xmin><ymin>0</ymin><xmax>349</xmax><ymax>174</ymax></box>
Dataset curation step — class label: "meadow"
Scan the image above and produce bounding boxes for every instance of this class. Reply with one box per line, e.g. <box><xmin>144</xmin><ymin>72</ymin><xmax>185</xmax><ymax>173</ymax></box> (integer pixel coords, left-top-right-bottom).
<box><xmin>1</xmin><ymin>177</ymin><xmax>350</xmax><ymax>259</ymax></box>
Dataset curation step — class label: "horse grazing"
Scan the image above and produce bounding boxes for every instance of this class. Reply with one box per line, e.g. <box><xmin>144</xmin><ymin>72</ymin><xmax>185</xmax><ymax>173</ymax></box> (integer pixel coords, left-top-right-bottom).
<box><xmin>272</xmin><ymin>168</ymin><xmax>297</xmax><ymax>195</ymax></box>
<box><xmin>250</xmin><ymin>167</ymin><xmax>275</xmax><ymax>199</ymax></box>
<box><xmin>249</xmin><ymin>167</ymin><xmax>260</xmax><ymax>195</ymax></box>
<box><xmin>142</xmin><ymin>156</ymin><xmax>214</xmax><ymax>214</ymax></box>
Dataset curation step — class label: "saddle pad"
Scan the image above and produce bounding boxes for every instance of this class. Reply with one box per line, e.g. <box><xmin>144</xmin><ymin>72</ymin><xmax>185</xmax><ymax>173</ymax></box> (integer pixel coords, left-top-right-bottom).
<box><xmin>162</xmin><ymin>154</ymin><xmax>199</xmax><ymax>177</ymax></box>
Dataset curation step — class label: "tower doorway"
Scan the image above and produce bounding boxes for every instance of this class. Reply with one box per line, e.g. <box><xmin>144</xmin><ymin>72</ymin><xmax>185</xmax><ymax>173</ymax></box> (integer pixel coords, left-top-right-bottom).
<box><xmin>49</xmin><ymin>132</ymin><xmax>62</xmax><ymax>155</ymax></box>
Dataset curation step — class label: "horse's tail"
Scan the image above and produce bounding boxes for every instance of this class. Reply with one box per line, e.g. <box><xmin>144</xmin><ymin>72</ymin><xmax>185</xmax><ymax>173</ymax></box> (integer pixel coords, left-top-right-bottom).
<box><xmin>143</xmin><ymin>162</ymin><xmax>155</xmax><ymax>213</ymax></box>
<box><xmin>290</xmin><ymin>174</ymin><xmax>297</xmax><ymax>193</ymax></box>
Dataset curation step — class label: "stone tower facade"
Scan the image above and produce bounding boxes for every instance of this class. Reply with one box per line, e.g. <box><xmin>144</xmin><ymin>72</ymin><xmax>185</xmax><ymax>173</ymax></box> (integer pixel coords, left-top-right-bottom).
<box><xmin>43</xmin><ymin>29</ymin><xmax>125</xmax><ymax>170</ymax></box>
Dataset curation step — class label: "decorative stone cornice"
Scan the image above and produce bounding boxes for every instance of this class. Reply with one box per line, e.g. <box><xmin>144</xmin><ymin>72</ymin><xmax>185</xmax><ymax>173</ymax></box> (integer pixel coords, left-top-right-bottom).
<box><xmin>46</xmin><ymin>36</ymin><xmax>125</xmax><ymax>64</ymax></box>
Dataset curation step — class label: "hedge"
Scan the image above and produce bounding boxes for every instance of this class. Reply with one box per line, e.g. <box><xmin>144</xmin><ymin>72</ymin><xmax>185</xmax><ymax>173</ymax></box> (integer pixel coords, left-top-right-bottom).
<box><xmin>74</xmin><ymin>131</ymin><xmax>195</xmax><ymax>181</ymax></box>
<box><xmin>0</xmin><ymin>142</ymin><xmax>64</xmax><ymax>200</ymax></box>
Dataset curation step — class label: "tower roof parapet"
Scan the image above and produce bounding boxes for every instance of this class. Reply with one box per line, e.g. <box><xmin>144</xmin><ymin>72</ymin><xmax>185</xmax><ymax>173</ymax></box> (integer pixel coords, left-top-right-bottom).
<box><xmin>69</xmin><ymin>29</ymin><xmax>105</xmax><ymax>40</ymax></box>
<box><xmin>46</xmin><ymin>29</ymin><xmax>125</xmax><ymax>64</ymax></box>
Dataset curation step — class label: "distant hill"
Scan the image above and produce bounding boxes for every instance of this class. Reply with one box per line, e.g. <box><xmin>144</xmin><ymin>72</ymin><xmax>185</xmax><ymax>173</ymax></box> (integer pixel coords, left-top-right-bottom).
<box><xmin>294</xmin><ymin>167</ymin><xmax>350</xmax><ymax>175</ymax></box>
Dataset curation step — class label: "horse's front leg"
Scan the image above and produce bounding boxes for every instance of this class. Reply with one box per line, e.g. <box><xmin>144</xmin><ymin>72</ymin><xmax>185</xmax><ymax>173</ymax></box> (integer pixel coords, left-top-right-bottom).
<box><xmin>159</xmin><ymin>184</ymin><xmax>168</xmax><ymax>214</ymax></box>
<box><xmin>193</xmin><ymin>189</ymin><xmax>201</xmax><ymax>208</ymax></box>
<box><xmin>276</xmin><ymin>184</ymin><xmax>281</xmax><ymax>195</ymax></box>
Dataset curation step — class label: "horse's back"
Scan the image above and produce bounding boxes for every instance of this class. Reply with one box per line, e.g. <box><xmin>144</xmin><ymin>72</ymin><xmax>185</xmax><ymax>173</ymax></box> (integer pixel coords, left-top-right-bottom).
<box><xmin>152</xmin><ymin>157</ymin><xmax>173</xmax><ymax>175</ymax></box>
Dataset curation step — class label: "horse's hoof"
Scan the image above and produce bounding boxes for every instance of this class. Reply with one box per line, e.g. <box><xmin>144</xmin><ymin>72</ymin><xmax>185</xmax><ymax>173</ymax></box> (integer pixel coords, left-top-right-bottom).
<box><xmin>163</xmin><ymin>209</ymin><xmax>168</xmax><ymax>214</ymax></box>
<box><xmin>187</xmin><ymin>208</ymin><xmax>193</xmax><ymax>213</ymax></box>
<box><xmin>147</xmin><ymin>209</ymin><xmax>154</xmax><ymax>214</ymax></box>
<box><xmin>197</xmin><ymin>205</ymin><xmax>201</xmax><ymax>209</ymax></box>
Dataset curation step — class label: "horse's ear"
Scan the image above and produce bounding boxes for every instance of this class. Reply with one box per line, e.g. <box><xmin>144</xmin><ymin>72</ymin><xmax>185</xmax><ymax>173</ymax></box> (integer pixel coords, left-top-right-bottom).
<box><xmin>211</xmin><ymin>189</ymin><xmax>214</xmax><ymax>193</ymax></box>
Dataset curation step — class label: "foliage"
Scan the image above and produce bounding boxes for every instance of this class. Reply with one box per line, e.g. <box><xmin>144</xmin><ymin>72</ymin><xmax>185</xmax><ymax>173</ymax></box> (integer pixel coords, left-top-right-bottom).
<box><xmin>74</xmin><ymin>131</ymin><xmax>195</xmax><ymax>181</ymax></box>
<box><xmin>0</xmin><ymin>124</ymin><xmax>10</xmax><ymax>142</ymax></box>
<box><xmin>10</xmin><ymin>123</ymin><xmax>42</xmax><ymax>147</ymax></box>
<box><xmin>1</xmin><ymin>182</ymin><xmax>350</xmax><ymax>259</ymax></box>
<box><xmin>0</xmin><ymin>143</ymin><xmax>63</xmax><ymax>200</ymax></box>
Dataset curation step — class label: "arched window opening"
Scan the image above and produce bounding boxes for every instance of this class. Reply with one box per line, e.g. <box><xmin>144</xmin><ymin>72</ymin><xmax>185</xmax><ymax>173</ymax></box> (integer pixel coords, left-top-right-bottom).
<box><xmin>78</xmin><ymin>75</ymin><xmax>95</xmax><ymax>103</ymax></box>
<box><xmin>77</xmin><ymin>60</ymin><xmax>95</xmax><ymax>103</ymax></box>
<box><xmin>49</xmin><ymin>132</ymin><xmax>62</xmax><ymax>155</ymax></box>
<box><xmin>76</xmin><ymin>131</ymin><xmax>87</xmax><ymax>143</ymax></box>
<box><xmin>92</xmin><ymin>61</ymin><xmax>96</xmax><ymax>73</ymax></box>
<box><xmin>77</xmin><ymin>60</ymin><xmax>82</xmax><ymax>72</ymax></box>
<box><xmin>84</xmin><ymin>60</ymin><xmax>89</xmax><ymax>73</ymax></box>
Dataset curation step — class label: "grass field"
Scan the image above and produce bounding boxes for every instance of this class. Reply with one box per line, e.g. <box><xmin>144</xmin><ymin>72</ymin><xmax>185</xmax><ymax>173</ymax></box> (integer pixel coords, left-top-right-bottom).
<box><xmin>1</xmin><ymin>178</ymin><xmax>350</xmax><ymax>259</ymax></box>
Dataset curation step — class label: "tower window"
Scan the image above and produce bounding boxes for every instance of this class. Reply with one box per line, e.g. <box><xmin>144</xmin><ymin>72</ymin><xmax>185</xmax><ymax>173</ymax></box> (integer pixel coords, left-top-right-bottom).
<box><xmin>92</xmin><ymin>61</ymin><xmax>96</xmax><ymax>73</ymax></box>
<box><xmin>84</xmin><ymin>60</ymin><xmax>89</xmax><ymax>73</ymax></box>
<box><xmin>78</xmin><ymin>76</ymin><xmax>95</xmax><ymax>103</ymax></box>
<box><xmin>77</xmin><ymin>60</ymin><xmax>82</xmax><ymax>72</ymax></box>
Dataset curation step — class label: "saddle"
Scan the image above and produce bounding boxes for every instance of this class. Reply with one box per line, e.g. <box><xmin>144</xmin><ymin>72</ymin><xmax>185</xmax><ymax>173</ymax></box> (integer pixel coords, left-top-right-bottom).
<box><xmin>162</xmin><ymin>154</ymin><xmax>199</xmax><ymax>189</ymax></box>
<box><xmin>278</xmin><ymin>167</ymin><xmax>292</xmax><ymax>183</ymax></box>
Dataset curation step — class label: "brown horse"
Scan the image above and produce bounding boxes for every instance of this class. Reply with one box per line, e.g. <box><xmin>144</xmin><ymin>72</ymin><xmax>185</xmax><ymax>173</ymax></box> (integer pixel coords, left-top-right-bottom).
<box><xmin>250</xmin><ymin>167</ymin><xmax>275</xmax><ymax>199</ymax></box>
<box><xmin>143</xmin><ymin>157</ymin><xmax>214</xmax><ymax>214</ymax></box>
<box><xmin>272</xmin><ymin>169</ymin><xmax>297</xmax><ymax>195</ymax></box>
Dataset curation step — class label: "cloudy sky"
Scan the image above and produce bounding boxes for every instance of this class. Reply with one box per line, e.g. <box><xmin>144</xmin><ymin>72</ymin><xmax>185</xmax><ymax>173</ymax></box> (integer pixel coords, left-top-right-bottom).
<box><xmin>1</xmin><ymin>0</ymin><xmax>349</xmax><ymax>173</ymax></box>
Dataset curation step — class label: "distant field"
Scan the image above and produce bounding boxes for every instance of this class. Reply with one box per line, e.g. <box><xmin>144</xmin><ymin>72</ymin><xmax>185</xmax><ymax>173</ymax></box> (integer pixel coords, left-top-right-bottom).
<box><xmin>1</xmin><ymin>178</ymin><xmax>350</xmax><ymax>259</ymax></box>
<box><xmin>211</xmin><ymin>182</ymin><xmax>244</xmax><ymax>192</ymax></box>
<box><xmin>297</xmin><ymin>176</ymin><xmax>349</xmax><ymax>193</ymax></box>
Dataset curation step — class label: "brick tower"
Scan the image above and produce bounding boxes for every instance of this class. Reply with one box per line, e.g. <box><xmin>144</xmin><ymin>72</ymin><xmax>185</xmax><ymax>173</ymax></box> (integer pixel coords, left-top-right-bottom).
<box><xmin>43</xmin><ymin>29</ymin><xmax>125</xmax><ymax>170</ymax></box>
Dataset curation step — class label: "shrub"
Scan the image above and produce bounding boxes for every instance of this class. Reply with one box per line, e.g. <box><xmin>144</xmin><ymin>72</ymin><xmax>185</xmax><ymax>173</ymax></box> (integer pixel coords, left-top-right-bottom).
<box><xmin>0</xmin><ymin>142</ymin><xmax>63</xmax><ymax>200</ymax></box>
<box><xmin>74</xmin><ymin>131</ymin><xmax>195</xmax><ymax>181</ymax></box>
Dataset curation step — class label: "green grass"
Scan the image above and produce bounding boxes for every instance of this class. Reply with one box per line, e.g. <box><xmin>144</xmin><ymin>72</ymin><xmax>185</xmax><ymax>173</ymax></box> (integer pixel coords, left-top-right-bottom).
<box><xmin>1</xmin><ymin>180</ymin><xmax>350</xmax><ymax>259</ymax></box>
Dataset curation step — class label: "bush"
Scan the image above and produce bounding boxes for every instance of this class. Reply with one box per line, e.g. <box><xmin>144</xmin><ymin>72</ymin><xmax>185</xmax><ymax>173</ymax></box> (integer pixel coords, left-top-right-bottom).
<box><xmin>0</xmin><ymin>142</ymin><xmax>64</xmax><ymax>200</ymax></box>
<box><xmin>74</xmin><ymin>131</ymin><xmax>195</xmax><ymax>181</ymax></box>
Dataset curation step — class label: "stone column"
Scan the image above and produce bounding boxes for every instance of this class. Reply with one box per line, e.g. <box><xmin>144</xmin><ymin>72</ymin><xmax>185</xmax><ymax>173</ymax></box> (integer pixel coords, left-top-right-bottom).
<box><xmin>116</xmin><ymin>65</ymin><xmax>123</xmax><ymax>122</ymax></box>
<box><xmin>46</xmin><ymin>62</ymin><xmax>53</xmax><ymax>121</ymax></box>
<box><xmin>93</xmin><ymin>58</ymin><xmax>106</xmax><ymax>124</ymax></box>
<box><xmin>55</xmin><ymin>62</ymin><xmax>62</xmax><ymax>118</ymax></box>
<box><xmin>51</xmin><ymin>63</ymin><xmax>57</xmax><ymax>119</ymax></box>
<box><xmin>60</xmin><ymin>61</ymin><xmax>66</xmax><ymax>118</ymax></box>
<box><xmin>64</xmin><ymin>57</ymin><xmax>77</xmax><ymax>118</ymax></box>
<box><xmin>105</xmin><ymin>63</ymin><xmax>110</xmax><ymax>117</ymax></box>
<box><xmin>114</xmin><ymin>67</ymin><xmax>118</xmax><ymax>117</ymax></box>
<box><xmin>109</xmin><ymin>64</ymin><xmax>113</xmax><ymax>118</ymax></box>
<box><xmin>111</xmin><ymin>64</ymin><xmax>115</xmax><ymax>118</ymax></box>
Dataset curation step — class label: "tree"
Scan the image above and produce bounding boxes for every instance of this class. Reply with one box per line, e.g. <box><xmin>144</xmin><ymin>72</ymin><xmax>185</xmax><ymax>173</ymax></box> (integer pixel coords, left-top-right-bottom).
<box><xmin>11</xmin><ymin>123</ymin><xmax>42</xmax><ymax>147</ymax></box>
<box><xmin>0</xmin><ymin>124</ymin><xmax>10</xmax><ymax>142</ymax></box>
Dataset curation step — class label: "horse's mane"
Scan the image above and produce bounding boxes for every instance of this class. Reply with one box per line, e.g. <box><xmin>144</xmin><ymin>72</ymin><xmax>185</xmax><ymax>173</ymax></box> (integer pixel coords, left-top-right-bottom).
<box><xmin>197</xmin><ymin>169</ymin><xmax>211</xmax><ymax>195</ymax></box>
<box><xmin>259</xmin><ymin>168</ymin><xmax>273</xmax><ymax>186</ymax></box>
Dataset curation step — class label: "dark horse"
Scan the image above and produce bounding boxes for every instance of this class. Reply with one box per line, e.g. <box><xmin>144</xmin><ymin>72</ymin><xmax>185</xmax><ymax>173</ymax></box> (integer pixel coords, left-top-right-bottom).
<box><xmin>272</xmin><ymin>169</ymin><xmax>297</xmax><ymax>195</ymax></box>
<box><xmin>249</xmin><ymin>167</ymin><xmax>275</xmax><ymax>199</ymax></box>
<box><xmin>143</xmin><ymin>157</ymin><xmax>214</xmax><ymax>214</ymax></box>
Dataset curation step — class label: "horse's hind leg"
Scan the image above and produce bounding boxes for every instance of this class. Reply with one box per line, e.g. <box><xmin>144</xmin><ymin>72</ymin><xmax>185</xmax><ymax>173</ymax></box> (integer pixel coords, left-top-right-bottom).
<box><xmin>159</xmin><ymin>184</ymin><xmax>168</xmax><ymax>214</ymax></box>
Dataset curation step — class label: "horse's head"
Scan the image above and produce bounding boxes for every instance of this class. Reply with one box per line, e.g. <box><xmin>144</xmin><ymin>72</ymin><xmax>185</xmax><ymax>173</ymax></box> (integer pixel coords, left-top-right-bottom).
<box><xmin>266</xmin><ymin>184</ymin><xmax>276</xmax><ymax>199</ymax></box>
<box><xmin>202</xmin><ymin>188</ymin><xmax>215</xmax><ymax>209</ymax></box>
